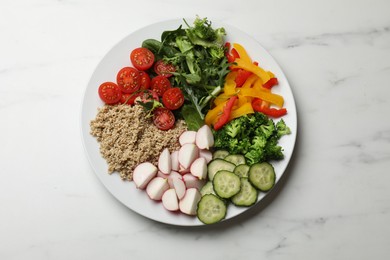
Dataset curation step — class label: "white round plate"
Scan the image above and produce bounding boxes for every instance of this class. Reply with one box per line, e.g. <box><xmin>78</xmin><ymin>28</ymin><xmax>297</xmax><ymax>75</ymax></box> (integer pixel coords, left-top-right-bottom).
<box><xmin>80</xmin><ymin>19</ymin><xmax>297</xmax><ymax>226</ymax></box>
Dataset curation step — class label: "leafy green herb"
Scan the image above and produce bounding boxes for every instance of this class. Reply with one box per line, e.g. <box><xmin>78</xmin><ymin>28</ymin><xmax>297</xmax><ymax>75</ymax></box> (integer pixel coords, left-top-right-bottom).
<box><xmin>142</xmin><ymin>16</ymin><xmax>230</xmax><ymax>128</ymax></box>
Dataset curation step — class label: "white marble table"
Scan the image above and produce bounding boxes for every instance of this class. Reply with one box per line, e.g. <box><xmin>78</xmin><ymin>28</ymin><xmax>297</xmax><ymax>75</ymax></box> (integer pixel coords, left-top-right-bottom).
<box><xmin>1</xmin><ymin>0</ymin><xmax>389</xmax><ymax>259</ymax></box>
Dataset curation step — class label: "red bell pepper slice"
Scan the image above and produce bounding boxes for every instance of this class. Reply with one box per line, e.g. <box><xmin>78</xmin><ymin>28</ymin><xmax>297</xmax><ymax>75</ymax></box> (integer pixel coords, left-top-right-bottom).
<box><xmin>214</xmin><ymin>96</ymin><xmax>238</xmax><ymax>130</ymax></box>
<box><xmin>235</xmin><ymin>69</ymin><xmax>252</xmax><ymax>87</ymax></box>
<box><xmin>263</xmin><ymin>77</ymin><xmax>279</xmax><ymax>89</ymax></box>
<box><xmin>251</xmin><ymin>98</ymin><xmax>287</xmax><ymax>118</ymax></box>
<box><xmin>224</xmin><ymin>42</ymin><xmax>240</xmax><ymax>63</ymax></box>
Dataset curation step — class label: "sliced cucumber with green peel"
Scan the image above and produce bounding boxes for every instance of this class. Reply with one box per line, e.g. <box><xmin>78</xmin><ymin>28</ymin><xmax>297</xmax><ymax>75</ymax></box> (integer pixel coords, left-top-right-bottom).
<box><xmin>224</xmin><ymin>154</ymin><xmax>246</xmax><ymax>166</ymax></box>
<box><xmin>231</xmin><ymin>178</ymin><xmax>258</xmax><ymax>207</ymax></box>
<box><xmin>248</xmin><ymin>162</ymin><xmax>276</xmax><ymax>191</ymax></box>
<box><xmin>200</xmin><ymin>181</ymin><xmax>216</xmax><ymax>196</ymax></box>
<box><xmin>197</xmin><ymin>194</ymin><xmax>227</xmax><ymax>224</ymax></box>
<box><xmin>207</xmin><ymin>159</ymin><xmax>236</xmax><ymax>181</ymax></box>
<box><xmin>234</xmin><ymin>164</ymin><xmax>250</xmax><ymax>178</ymax></box>
<box><xmin>212</xmin><ymin>150</ymin><xmax>230</xmax><ymax>159</ymax></box>
<box><xmin>213</xmin><ymin>170</ymin><xmax>241</xmax><ymax>199</ymax></box>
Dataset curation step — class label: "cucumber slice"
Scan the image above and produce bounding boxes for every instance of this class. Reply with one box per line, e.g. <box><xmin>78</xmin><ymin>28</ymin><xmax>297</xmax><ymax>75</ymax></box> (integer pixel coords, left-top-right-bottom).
<box><xmin>212</xmin><ymin>150</ymin><xmax>230</xmax><ymax>159</ymax></box>
<box><xmin>234</xmin><ymin>164</ymin><xmax>250</xmax><ymax>178</ymax></box>
<box><xmin>197</xmin><ymin>194</ymin><xmax>227</xmax><ymax>224</ymax></box>
<box><xmin>200</xmin><ymin>181</ymin><xmax>216</xmax><ymax>196</ymax></box>
<box><xmin>224</xmin><ymin>154</ymin><xmax>246</xmax><ymax>166</ymax></box>
<box><xmin>248</xmin><ymin>162</ymin><xmax>276</xmax><ymax>191</ymax></box>
<box><xmin>213</xmin><ymin>170</ymin><xmax>241</xmax><ymax>199</ymax></box>
<box><xmin>231</xmin><ymin>178</ymin><xmax>258</xmax><ymax>207</ymax></box>
<box><xmin>207</xmin><ymin>159</ymin><xmax>236</xmax><ymax>181</ymax></box>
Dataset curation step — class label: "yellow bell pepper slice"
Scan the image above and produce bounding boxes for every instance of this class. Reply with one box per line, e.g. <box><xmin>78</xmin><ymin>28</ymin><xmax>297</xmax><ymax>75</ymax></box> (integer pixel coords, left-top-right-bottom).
<box><xmin>242</xmin><ymin>74</ymin><xmax>258</xmax><ymax>89</ymax></box>
<box><xmin>231</xmin><ymin>58</ymin><xmax>271</xmax><ymax>84</ymax></box>
<box><xmin>238</xmin><ymin>87</ymin><xmax>284</xmax><ymax>108</ymax></box>
<box><xmin>229</xmin><ymin>102</ymin><xmax>254</xmax><ymax>121</ymax></box>
<box><xmin>214</xmin><ymin>93</ymin><xmax>231</xmax><ymax>106</ymax></box>
<box><xmin>223</xmin><ymin>71</ymin><xmax>237</xmax><ymax>96</ymax></box>
<box><xmin>233</xmin><ymin>43</ymin><xmax>251</xmax><ymax>63</ymax></box>
<box><xmin>205</xmin><ymin>100</ymin><xmax>227</xmax><ymax>126</ymax></box>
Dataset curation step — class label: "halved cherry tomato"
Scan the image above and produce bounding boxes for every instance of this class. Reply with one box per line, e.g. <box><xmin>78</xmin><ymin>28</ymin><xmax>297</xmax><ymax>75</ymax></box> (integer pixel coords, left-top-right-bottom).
<box><xmin>153</xmin><ymin>107</ymin><xmax>175</xmax><ymax>130</ymax></box>
<box><xmin>150</xmin><ymin>75</ymin><xmax>172</xmax><ymax>96</ymax></box>
<box><xmin>98</xmin><ymin>82</ymin><xmax>121</xmax><ymax>104</ymax></box>
<box><xmin>120</xmin><ymin>93</ymin><xmax>137</xmax><ymax>105</ymax></box>
<box><xmin>139</xmin><ymin>71</ymin><xmax>151</xmax><ymax>90</ymax></box>
<box><xmin>130</xmin><ymin>47</ymin><xmax>155</xmax><ymax>71</ymax></box>
<box><xmin>162</xmin><ymin>87</ymin><xmax>185</xmax><ymax>110</ymax></box>
<box><xmin>116</xmin><ymin>67</ymin><xmax>141</xmax><ymax>94</ymax></box>
<box><xmin>136</xmin><ymin>90</ymin><xmax>159</xmax><ymax>103</ymax></box>
<box><xmin>154</xmin><ymin>60</ymin><xmax>176</xmax><ymax>78</ymax></box>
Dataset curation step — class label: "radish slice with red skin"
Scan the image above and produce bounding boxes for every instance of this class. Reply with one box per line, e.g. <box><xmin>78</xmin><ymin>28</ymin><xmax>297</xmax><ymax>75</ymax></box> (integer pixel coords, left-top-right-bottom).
<box><xmin>178</xmin><ymin>143</ymin><xmax>199</xmax><ymax>169</ymax></box>
<box><xmin>179</xmin><ymin>188</ymin><xmax>201</xmax><ymax>215</ymax></box>
<box><xmin>182</xmin><ymin>173</ymin><xmax>206</xmax><ymax>190</ymax></box>
<box><xmin>190</xmin><ymin>157</ymin><xmax>208</xmax><ymax>180</ymax></box>
<box><xmin>199</xmin><ymin>149</ymin><xmax>213</xmax><ymax>163</ymax></box>
<box><xmin>173</xmin><ymin>178</ymin><xmax>186</xmax><ymax>200</ymax></box>
<box><xmin>171</xmin><ymin>150</ymin><xmax>179</xmax><ymax>171</ymax></box>
<box><xmin>162</xmin><ymin>189</ymin><xmax>179</xmax><ymax>211</ymax></box>
<box><xmin>146</xmin><ymin>177</ymin><xmax>169</xmax><ymax>201</ymax></box>
<box><xmin>133</xmin><ymin>162</ymin><xmax>158</xmax><ymax>189</ymax></box>
<box><xmin>179</xmin><ymin>131</ymin><xmax>197</xmax><ymax>146</ymax></box>
<box><xmin>195</xmin><ymin>125</ymin><xmax>214</xmax><ymax>150</ymax></box>
<box><xmin>158</xmin><ymin>148</ymin><xmax>171</xmax><ymax>174</ymax></box>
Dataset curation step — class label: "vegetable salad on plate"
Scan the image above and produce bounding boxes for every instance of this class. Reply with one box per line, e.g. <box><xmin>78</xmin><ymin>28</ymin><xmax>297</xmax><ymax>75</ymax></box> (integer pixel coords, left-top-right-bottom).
<box><xmin>92</xmin><ymin>16</ymin><xmax>291</xmax><ymax>225</ymax></box>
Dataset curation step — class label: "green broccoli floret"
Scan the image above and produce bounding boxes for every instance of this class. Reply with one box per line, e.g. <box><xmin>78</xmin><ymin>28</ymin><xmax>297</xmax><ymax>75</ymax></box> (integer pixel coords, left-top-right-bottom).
<box><xmin>251</xmin><ymin>135</ymin><xmax>267</xmax><ymax>150</ymax></box>
<box><xmin>225</xmin><ymin>119</ymin><xmax>241</xmax><ymax>138</ymax></box>
<box><xmin>235</xmin><ymin>137</ymin><xmax>251</xmax><ymax>154</ymax></box>
<box><xmin>257</xmin><ymin>119</ymin><xmax>276</xmax><ymax>139</ymax></box>
<box><xmin>264</xmin><ymin>136</ymin><xmax>284</xmax><ymax>160</ymax></box>
<box><xmin>245</xmin><ymin>149</ymin><xmax>266</xmax><ymax>165</ymax></box>
<box><xmin>276</xmin><ymin>119</ymin><xmax>291</xmax><ymax>138</ymax></box>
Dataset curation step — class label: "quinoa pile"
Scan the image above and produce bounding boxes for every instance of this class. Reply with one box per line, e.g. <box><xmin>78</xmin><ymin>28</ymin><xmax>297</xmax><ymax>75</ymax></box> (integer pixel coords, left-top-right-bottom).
<box><xmin>90</xmin><ymin>104</ymin><xmax>187</xmax><ymax>181</ymax></box>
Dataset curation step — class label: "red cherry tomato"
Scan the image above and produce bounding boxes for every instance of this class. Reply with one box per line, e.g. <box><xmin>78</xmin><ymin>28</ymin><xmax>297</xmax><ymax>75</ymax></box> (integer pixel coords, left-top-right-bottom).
<box><xmin>116</xmin><ymin>67</ymin><xmax>141</xmax><ymax>93</ymax></box>
<box><xmin>98</xmin><ymin>82</ymin><xmax>121</xmax><ymax>104</ymax></box>
<box><xmin>130</xmin><ymin>47</ymin><xmax>155</xmax><ymax>71</ymax></box>
<box><xmin>136</xmin><ymin>90</ymin><xmax>159</xmax><ymax>103</ymax></box>
<box><xmin>120</xmin><ymin>93</ymin><xmax>138</xmax><ymax>105</ymax></box>
<box><xmin>162</xmin><ymin>87</ymin><xmax>185</xmax><ymax>110</ymax></box>
<box><xmin>150</xmin><ymin>75</ymin><xmax>172</xmax><ymax>97</ymax></box>
<box><xmin>154</xmin><ymin>60</ymin><xmax>176</xmax><ymax>78</ymax></box>
<box><xmin>153</xmin><ymin>107</ymin><xmax>175</xmax><ymax>130</ymax></box>
<box><xmin>139</xmin><ymin>71</ymin><xmax>151</xmax><ymax>90</ymax></box>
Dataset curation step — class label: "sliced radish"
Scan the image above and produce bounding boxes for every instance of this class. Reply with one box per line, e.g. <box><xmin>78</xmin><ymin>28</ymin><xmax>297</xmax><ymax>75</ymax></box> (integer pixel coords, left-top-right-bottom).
<box><xmin>183</xmin><ymin>173</ymin><xmax>206</xmax><ymax>190</ymax></box>
<box><xmin>171</xmin><ymin>150</ymin><xmax>179</xmax><ymax>171</ymax></box>
<box><xmin>195</xmin><ymin>125</ymin><xmax>214</xmax><ymax>150</ymax></box>
<box><xmin>178</xmin><ymin>143</ymin><xmax>199</xmax><ymax>169</ymax></box>
<box><xmin>173</xmin><ymin>178</ymin><xmax>186</xmax><ymax>200</ymax></box>
<box><xmin>158</xmin><ymin>148</ymin><xmax>171</xmax><ymax>174</ymax></box>
<box><xmin>162</xmin><ymin>189</ymin><xmax>179</xmax><ymax>211</ymax></box>
<box><xmin>157</xmin><ymin>171</ymin><xmax>169</xmax><ymax>179</ymax></box>
<box><xmin>179</xmin><ymin>188</ymin><xmax>201</xmax><ymax>215</ymax></box>
<box><xmin>178</xmin><ymin>165</ymin><xmax>190</xmax><ymax>175</ymax></box>
<box><xmin>199</xmin><ymin>149</ymin><xmax>213</xmax><ymax>163</ymax></box>
<box><xmin>190</xmin><ymin>157</ymin><xmax>208</xmax><ymax>180</ymax></box>
<box><xmin>146</xmin><ymin>177</ymin><xmax>169</xmax><ymax>200</ymax></box>
<box><xmin>167</xmin><ymin>171</ymin><xmax>182</xmax><ymax>188</ymax></box>
<box><xmin>179</xmin><ymin>131</ymin><xmax>197</xmax><ymax>146</ymax></box>
<box><xmin>133</xmin><ymin>162</ymin><xmax>158</xmax><ymax>189</ymax></box>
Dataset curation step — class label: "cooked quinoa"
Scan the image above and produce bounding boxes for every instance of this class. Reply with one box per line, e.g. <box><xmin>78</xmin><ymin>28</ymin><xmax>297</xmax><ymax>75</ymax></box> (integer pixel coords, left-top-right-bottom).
<box><xmin>90</xmin><ymin>104</ymin><xmax>187</xmax><ymax>181</ymax></box>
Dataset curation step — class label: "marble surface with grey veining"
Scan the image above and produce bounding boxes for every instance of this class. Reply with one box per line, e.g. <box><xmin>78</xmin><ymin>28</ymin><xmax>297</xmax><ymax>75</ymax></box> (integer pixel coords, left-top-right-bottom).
<box><xmin>1</xmin><ymin>0</ymin><xmax>390</xmax><ymax>259</ymax></box>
